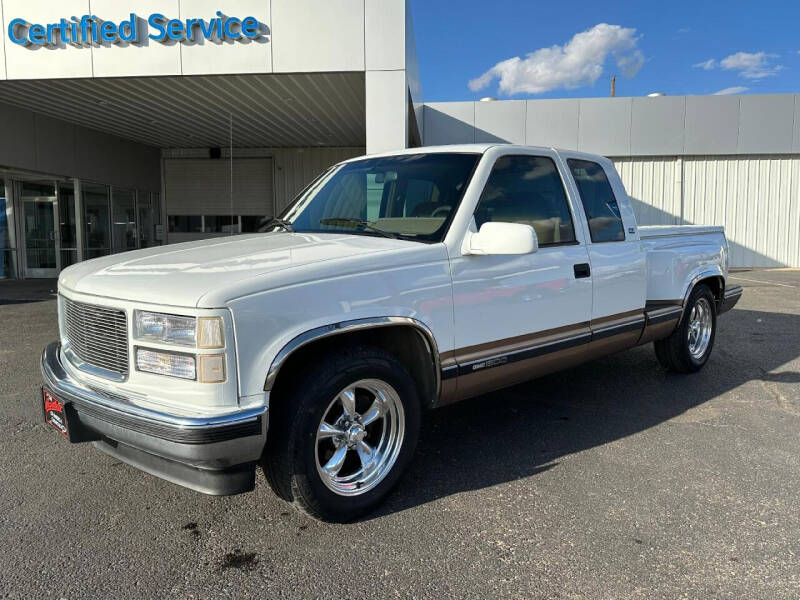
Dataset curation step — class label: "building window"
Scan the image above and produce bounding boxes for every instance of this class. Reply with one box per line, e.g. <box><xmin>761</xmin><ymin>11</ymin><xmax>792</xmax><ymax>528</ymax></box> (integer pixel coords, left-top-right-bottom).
<box><xmin>205</xmin><ymin>215</ymin><xmax>240</xmax><ymax>233</ymax></box>
<box><xmin>137</xmin><ymin>193</ymin><xmax>155</xmax><ymax>249</ymax></box>
<box><xmin>20</xmin><ymin>181</ymin><xmax>58</xmax><ymax>274</ymax></box>
<box><xmin>112</xmin><ymin>188</ymin><xmax>138</xmax><ymax>253</ymax></box>
<box><xmin>58</xmin><ymin>183</ymin><xmax>77</xmax><ymax>269</ymax></box>
<box><xmin>169</xmin><ymin>215</ymin><xmax>268</xmax><ymax>234</ymax></box>
<box><xmin>0</xmin><ymin>178</ymin><xmax>13</xmax><ymax>279</ymax></box>
<box><xmin>83</xmin><ymin>183</ymin><xmax>111</xmax><ymax>259</ymax></box>
<box><xmin>241</xmin><ymin>216</ymin><xmax>265</xmax><ymax>233</ymax></box>
<box><xmin>169</xmin><ymin>215</ymin><xmax>203</xmax><ymax>233</ymax></box>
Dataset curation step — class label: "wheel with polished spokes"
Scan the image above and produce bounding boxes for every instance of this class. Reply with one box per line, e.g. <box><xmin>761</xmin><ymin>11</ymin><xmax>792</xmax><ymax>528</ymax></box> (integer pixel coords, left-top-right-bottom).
<box><xmin>687</xmin><ymin>298</ymin><xmax>713</xmax><ymax>359</ymax></box>
<box><xmin>654</xmin><ymin>283</ymin><xmax>717</xmax><ymax>373</ymax></box>
<box><xmin>315</xmin><ymin>380</ymin><xmax>405</xmax><ymax>496</ymax></box>
<box><xmin>262</xmin><ymin>346</ymin><xmax>420</xmax><ymax>522</ymax></box>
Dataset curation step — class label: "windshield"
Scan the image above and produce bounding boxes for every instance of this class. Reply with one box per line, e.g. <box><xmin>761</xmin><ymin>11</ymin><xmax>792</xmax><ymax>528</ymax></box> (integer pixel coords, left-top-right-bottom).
<box><xmin>275</xmin><ymin>153</ymin><xmax>481</xmax><ymax>242</ymax></box>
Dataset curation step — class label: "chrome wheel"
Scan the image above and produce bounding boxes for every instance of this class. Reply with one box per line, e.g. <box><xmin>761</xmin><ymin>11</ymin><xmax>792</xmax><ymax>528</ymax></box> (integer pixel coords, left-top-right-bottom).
<box><xmin>687</xmin><ymin>297</ymin><xmax>713</xmax><ymax>359</ymax></box>
<box><xmin>315</xmin><ymin>379</ymin><xmax>405</xmax><ymax>497</ymax></box>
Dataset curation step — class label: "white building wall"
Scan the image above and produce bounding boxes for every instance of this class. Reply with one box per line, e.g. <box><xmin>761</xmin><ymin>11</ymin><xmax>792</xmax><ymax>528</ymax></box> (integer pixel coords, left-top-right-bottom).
<box><xmin>161</xmin><ymin>146</ymin><xmax>364</xmax><ymax>217</ymax></box>
<box><xmin>0</xmin><ymin>100</ymin><xmax>160</xmax><ymax>190</ymax></box>
<box><xmin>426</xmin><ymin>96</ymin><xmax>800</xmax><ymax>267</ymax></box>
<box><xmin>683</xmin><ymin>156</ymin><xmax>800</xmax><ymax>268</ymax></box>
<box><xmin>612</xmin><ymin>155</ymin><xmax>800</xmax><ymax>268</ymax></box>
<box><xmin>0</xmin><ymin>0</ymin><xmax>416</xmax><ymax>155</ymax></box>
<box><xmin>425</xmin><ymin>95</ymin><xmax>800</xmax><ymax>155</ymax></box>
<box><xmin>613</xmin><ymin>157</ymin><xmax>683</xmax><ymax>227</ymax></box>
<box><xmin>0</xmin><ymin>0</ymin><xmax>371</xmax><ymax>79</ymax></box>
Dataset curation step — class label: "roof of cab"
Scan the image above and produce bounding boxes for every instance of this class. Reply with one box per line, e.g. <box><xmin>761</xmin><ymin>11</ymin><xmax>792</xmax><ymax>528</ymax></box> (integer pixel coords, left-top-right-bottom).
<box><xmin>340</xmin><ymin>144</ymin><xmax>607</xmax><ymax>164</ymax></box>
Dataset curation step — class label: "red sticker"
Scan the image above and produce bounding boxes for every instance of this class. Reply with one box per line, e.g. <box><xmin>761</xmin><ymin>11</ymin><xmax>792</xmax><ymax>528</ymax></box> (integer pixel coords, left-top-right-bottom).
<box><xmin>43</xmin><ymin>389</ymin><xmax>68</xmax><ymax>438</ymax></box>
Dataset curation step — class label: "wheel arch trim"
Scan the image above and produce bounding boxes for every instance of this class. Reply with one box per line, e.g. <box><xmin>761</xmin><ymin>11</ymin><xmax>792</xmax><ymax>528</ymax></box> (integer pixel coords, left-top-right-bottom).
<box><xmin>682</xmin><ymin>266</ymin><xmax>725</xmax><ymax>307</ymax></box>
<box><xmin>263</xmin><ymin>317</ymin><xmax>442</xmax><ymax>399</ymax></box>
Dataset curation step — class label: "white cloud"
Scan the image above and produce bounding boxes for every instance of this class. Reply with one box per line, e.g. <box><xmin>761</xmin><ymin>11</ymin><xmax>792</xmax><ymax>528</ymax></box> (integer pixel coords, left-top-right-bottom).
<box><xmin>693</xmin><ymin>59</ymin><xmax>716</xmax><ymax>70</ymax></box>
<box><xmin>677</xmin><ymin>27</ymin><xmax>691</xmax><ymax>34</ymax></box>
<box><xmin>719</xmin><ymin>52</ymin><xmax>781</xmax><ymax>79</ymax></box>
<box><xmin>468</xmin><ymin>23</ymin><xmax>644</xmax><ymax>95</ymax></box>
<box><xmin>693</xmin><ymin>51</ymin><xmax>782</xmax><ymax>80</ymax></box>
<box><xmin>713</xmin><ymin>86</ymin><xmax>748</xmax><ymax>95</ymax></box>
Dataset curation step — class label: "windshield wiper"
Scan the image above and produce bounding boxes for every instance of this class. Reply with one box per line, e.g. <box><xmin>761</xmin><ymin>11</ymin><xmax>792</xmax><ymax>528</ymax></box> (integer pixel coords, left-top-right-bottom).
<box><xmin>318</xmin><ymin>217</ymin><xmax>398</xmax><ymax>239</ymax></box>
<box><xmin>261</xmin><ymin>218</ymin><xmax>295</xmax><ymax>233</ymax></box>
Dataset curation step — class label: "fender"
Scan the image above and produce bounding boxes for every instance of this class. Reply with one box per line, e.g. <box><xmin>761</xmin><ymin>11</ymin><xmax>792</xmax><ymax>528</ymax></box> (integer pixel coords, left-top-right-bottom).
<box><xmin>681</xmin><ymin>265</ymin><xmax>725</xmax><ymax>307</ymax></box>
<box><xmin>263</xmin><ymin>316</ymin><xmax>442</xmax><ymax>398</ymax></box>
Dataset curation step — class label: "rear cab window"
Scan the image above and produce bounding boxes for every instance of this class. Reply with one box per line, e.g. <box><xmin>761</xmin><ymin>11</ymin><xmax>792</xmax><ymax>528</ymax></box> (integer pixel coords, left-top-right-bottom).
<box><xmin>567</xmin><ymin>159</ymin><xmax>625</xmax><ymax>243</ymax></box>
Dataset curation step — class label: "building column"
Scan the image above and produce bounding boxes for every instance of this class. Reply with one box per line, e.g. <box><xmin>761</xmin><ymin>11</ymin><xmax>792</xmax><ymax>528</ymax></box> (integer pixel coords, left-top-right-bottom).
<box><xmin>364</xmin><ymin>0</ymin><xmax>410</xmax><ymax>155</ymax></box>
<box><xmin>365</xmin><ymin>70</ymin><xmax>408</xmax><ymax>155</ymax></box>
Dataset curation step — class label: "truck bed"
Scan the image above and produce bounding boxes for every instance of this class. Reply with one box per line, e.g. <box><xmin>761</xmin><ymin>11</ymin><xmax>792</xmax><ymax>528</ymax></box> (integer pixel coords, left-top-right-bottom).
<box><xmin>639</xmin><ymin>225</ymin><xmax>724</xmax><ymax>239</ymax></box>
<box><xmin>639</xmin><ymin>225</ymin><xmax>728</xmax><ymax>302</ymax></box>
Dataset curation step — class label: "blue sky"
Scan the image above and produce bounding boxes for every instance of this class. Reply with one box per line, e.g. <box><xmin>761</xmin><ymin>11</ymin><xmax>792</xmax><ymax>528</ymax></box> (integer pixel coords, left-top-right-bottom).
<box><xmin>410</xmin><ymin>0</ymin><xmax>800</xmax><ymax>101</ymax></box>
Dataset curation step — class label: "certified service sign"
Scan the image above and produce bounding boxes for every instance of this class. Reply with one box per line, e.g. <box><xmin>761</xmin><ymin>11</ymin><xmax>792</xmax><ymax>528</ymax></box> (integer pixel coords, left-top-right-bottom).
<box><xmin>8</xmin><ymin>13</ymin><xmax>266</xmax><ymax>46</ymax></box>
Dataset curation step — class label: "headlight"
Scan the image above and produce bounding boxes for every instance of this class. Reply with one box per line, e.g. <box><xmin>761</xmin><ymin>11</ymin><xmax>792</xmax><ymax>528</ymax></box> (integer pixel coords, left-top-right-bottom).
<box><xmin>133</xmin><ymin>311</ymin><xmax>225</xmax><ymax>349</ymax></box>
<box><xmin>135</xmin><ymin>347</ymin><xmax>196</xmax><ymax>380</ymax></box>
<box><xmin>134</xmin><ymin>311</ymin><xmax>196</xmax><ymax>347</ymax></box>
<box><xmin>133</xmin><ymin>311</ymin><xmax>226</xmax><ymax>382</ymax></box>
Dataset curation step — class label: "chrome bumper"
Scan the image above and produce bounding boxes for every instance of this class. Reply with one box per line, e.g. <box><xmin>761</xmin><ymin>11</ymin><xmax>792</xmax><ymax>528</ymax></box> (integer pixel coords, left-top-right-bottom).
<box><xmin>40</xmin><ymin>341</ymin><xmax>268</xmax><ymax>495</ymax></box>
<box><xmin>719</xmin><ymin>284</ymin><xmax>743</xmax><ymax>314</ymax></box>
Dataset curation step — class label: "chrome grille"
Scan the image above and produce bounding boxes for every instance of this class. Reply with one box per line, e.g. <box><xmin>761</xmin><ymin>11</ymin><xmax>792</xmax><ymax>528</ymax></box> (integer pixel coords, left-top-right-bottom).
<box><xmin>62</xmin><ymin>297</ymin><xmax>129</xmax><ymax>377</ymax></box>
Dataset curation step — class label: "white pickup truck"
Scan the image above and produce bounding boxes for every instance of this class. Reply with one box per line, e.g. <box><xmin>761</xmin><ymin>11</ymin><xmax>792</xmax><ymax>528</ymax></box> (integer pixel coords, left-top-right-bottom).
<box><xmin>41</xmin><ymin>144</ymin><xmax>742</xmax><ymax>521</ymax></box>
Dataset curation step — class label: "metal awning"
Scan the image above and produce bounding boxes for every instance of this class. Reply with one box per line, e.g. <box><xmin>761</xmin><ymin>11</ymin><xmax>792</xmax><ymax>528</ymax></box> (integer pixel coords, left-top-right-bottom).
<box><xmin>0</xmin><ymin>72</ymin><xmax>366</xmax><ymax>148</ymax></box>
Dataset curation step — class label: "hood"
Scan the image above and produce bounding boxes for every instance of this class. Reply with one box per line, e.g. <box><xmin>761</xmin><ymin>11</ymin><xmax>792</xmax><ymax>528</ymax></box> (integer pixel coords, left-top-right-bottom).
<box><xmin>59</xmin><ymin>233</ymin><xmax>422</xmax><ymax>308</ymax></box>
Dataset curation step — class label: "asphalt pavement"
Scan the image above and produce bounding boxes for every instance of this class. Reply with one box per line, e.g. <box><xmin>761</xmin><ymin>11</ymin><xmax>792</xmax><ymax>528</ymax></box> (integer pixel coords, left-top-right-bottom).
<box><xmin>1</xmin><ymin>270</ymin><xmax>799</xmax><ymax>599</ymax></box>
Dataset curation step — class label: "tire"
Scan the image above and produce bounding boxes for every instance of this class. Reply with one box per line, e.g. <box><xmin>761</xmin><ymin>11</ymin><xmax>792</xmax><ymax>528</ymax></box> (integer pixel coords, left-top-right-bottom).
<box><xmin>654</xmin><ymin>283</ymin><xmax>717</xmax><ymax>373</ymax></box>
<box><xmin>262</xmin><ymin>345</ymin><xmax>421</xmax><ymax>522</ymax></box>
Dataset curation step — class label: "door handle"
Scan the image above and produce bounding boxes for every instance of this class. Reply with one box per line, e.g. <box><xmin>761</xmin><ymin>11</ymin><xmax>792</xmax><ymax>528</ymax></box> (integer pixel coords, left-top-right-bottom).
<box><xmin>574</xmin><ymin>263</ymin><xmax>591</xmax><ymax>279</ymax></box>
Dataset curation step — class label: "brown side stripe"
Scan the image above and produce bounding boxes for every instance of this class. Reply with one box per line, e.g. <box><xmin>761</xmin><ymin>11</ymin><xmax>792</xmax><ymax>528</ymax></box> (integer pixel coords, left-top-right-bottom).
<box><xmin>443</xmin><ymin>309</ymin><xmax>647</xmax><ymax>378</ymax></box>
<box><xmin>454</xmin><ymin>331</ymin><xmax>592</xmax><ymax>377</ymax></box>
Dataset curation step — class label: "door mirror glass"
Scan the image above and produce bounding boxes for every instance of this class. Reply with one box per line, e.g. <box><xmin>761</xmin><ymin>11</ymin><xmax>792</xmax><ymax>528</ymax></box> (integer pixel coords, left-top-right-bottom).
<box><xmin>465</xmin><ymin>222</ymin><xmax>539</xmax><ymax>256</ymax></box>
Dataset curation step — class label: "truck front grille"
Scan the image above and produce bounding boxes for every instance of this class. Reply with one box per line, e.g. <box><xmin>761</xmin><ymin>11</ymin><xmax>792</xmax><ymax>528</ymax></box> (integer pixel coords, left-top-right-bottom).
<box><xmin>62</xmin><ymin>297</ymin><xmax>129</xmax><ymax>378</ymax></box>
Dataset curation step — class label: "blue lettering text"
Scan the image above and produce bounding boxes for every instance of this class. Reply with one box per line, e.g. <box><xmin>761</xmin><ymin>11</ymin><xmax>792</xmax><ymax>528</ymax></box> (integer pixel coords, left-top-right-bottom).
<box><xmin>29</xmin><ymin>23</ymin><xmax>46</xmax><ymax>45</ymax></box>
<box><xmin>241</xmin><ymin>17</ymin><xmax>259</xmax><ymax>39</ymax></box>
<box><xmin>8</xmin><ymin>19</ymin><xmax>28</xmax><ymax>45</ymax></box>
<box><xmin>148</xmin><ymin>13</ymin><xmax>167</xmax><ymax>41</ymax></box>
<box><xmin>10</xmin><ymin>12</ymin><xmax>265</xmax><ymax>46</ymax></box>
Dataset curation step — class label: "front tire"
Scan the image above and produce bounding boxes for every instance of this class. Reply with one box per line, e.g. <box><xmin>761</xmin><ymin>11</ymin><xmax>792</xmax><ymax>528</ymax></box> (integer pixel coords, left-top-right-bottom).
<box><xmin>262</xmin><ymin>345</ymin><xmax>421</xmax><ymax>522</ymax></box>
<box><xmin>654</xmin><ymin>283</ymin><xmax>717</xmax><ymax>373</ymax></box>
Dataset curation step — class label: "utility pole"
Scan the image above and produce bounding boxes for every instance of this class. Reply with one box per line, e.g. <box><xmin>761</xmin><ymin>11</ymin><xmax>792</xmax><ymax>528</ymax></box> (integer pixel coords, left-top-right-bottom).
<box><xmin>611</xmin><ymin>75</ymin><xmax>616</xmax><ymax>97</ymax></box>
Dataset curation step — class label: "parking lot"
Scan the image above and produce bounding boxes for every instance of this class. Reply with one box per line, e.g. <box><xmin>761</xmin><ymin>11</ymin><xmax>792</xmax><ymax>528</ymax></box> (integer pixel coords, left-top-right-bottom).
<box><xmin>1</xmin><ymin>269</ymin><xmax>799</xmax><ymax>599</ymax></box>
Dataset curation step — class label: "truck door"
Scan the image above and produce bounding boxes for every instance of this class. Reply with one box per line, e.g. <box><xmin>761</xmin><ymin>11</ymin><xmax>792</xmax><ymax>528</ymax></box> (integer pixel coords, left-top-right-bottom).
<box><xmin>449</xmin><ymin>151</ymin><xmax>593</xmax><ymax>400</ymax></box>
<box><xmin>564</xmin><ymin>156</ymin><xmax>647</xmax><ymax>351</ymax></box>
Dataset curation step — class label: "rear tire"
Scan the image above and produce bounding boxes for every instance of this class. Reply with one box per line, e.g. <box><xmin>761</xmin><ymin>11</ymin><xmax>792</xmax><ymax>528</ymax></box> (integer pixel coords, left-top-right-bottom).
<box><xmin>654</xmin><ymin>283</ymin><xmax>717</xmax><ymax>373</ymax></box>
<box><xmin>262</xmin><ymin>345</ymin><xmax>420</xmax><ymax>522</ymax></box>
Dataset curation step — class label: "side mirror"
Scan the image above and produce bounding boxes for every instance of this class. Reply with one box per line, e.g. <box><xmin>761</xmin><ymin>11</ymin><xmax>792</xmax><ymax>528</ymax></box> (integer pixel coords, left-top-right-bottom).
<box><xmin>463</xmin><ymin>222</ymin><xmax>538</xmax><ymax>256</ymax></box>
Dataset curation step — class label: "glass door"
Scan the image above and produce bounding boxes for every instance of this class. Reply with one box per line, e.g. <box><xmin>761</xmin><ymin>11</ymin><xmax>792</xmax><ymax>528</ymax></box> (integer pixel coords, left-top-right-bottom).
<box><xmin>137</xmin><ymin>193</ymin><xmax>154</xmax><ymax>248</ymax></box>
<box><xmin>22</xmin><ymin>195</ymin><xmax>60</xmax><ymax>278</ymax></box>
<box><xmin>112</xmin><ymin>188</ymin><xmax>137</xmax><ymax>253</ymax></box>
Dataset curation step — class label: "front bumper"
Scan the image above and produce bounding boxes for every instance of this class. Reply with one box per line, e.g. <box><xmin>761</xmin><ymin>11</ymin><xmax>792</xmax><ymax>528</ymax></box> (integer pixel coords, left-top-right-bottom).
<box><xmin>40</xmin><ymin>342</ymin><xmax>268</xmax><ymax>495</ymax></box>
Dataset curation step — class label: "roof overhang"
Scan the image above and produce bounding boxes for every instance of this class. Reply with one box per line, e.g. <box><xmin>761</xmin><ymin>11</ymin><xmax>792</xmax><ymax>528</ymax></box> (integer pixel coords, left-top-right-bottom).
<box><xmin>0</xmin><ymin>72</ymin><xmax>366</xmax><ymax>148</ymax></box>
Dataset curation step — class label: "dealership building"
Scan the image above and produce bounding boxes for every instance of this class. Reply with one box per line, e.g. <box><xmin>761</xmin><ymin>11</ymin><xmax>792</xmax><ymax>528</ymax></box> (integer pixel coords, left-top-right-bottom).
<box><xmin>0</xmin><ymin>0</ymin><xmax>799</xmax><ymax>280</ymax></box>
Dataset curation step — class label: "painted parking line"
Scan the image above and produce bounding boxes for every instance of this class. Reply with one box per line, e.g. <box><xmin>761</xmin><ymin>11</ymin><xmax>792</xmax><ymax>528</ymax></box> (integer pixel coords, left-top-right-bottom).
<box><xmin>729</xmin><ymin>276</ymin><xmax>796</xmax><ymax>288</ymax></box>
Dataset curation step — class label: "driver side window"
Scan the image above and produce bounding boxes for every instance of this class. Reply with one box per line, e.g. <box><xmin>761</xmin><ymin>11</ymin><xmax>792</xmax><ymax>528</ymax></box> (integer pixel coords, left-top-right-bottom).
<box><xmin>474</xmin><ymin>155</ymin><xmax>577</xmax><ymax>246</ymax></box>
